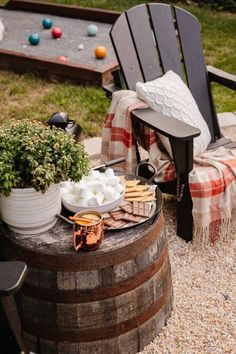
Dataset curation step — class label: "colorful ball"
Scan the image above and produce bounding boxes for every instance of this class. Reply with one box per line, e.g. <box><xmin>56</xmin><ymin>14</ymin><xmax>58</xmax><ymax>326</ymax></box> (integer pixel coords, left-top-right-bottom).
<box><xmin>51</xmin><ymin>27</ymin><xmax>62</xmax><ymax>39</ymax></box>
<box><xmin>87</xmin><ymin>24</ymin><xmax>98</xmax><ymax>37</ymax></box>
<box><xmin>28</xmin><ymin>33</ymin><xmax>40</xmax><ymax>45</ymax></box>
<box><xmin>42</xmin><ymin>17</ymin><xmax>53</xmax><ymax>29</ymax></box>
<box><xmin>57</xmin><ymin>56</ymin><xmax>69</xmax><ymax>62</ymax></box>
<box><xmin>95</xmin><ymin>46</ymin><xmax>107</xmax><ymax>59</ymax></box>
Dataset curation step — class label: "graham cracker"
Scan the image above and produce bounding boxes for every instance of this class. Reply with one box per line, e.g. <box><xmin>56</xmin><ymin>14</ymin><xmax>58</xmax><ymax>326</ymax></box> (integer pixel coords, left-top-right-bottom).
<box><xmin>125</xmin><ymin>190</ymin><xmax>153</xmax><ymax>198</ymax></box>
<box><xmin>125</xmin><ymin>180</ymin><xmax>141</xmax><ymax>187</ymax></box>
<box><xmin>125</xmin><ymin>185</ymin><xmax>149</xmax><ymax>192</ymax></box>
<box><xmin>141</xmin><ymin>195</ymin><xmax>156</xmax><ymax>202</ymax></box>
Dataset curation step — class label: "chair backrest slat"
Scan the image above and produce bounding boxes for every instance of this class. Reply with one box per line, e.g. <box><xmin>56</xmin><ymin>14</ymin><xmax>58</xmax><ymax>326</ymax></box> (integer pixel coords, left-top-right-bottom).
<box><xmin>148</xmin><ymin>3</ymin><xmax>183</xmax><ymax>79</ymax></box>
<box><xmin>110</xmin><ymin>13</ymin><xmax>144</xmax><ymax>90</ymax></box>
<box><xmin>174</xmin><ymin>6</ymin><xmax>219</xmax><ymax>139</ymax></box>
<box><xmin>126</xmin><ymin>5</ymin><xmax>163</xmax><ymax>83</ymax></box>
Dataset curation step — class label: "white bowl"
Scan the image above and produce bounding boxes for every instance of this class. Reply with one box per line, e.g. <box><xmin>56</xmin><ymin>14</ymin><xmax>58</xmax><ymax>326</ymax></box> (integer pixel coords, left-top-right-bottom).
<box><xmin>61</xmin><ymin>180</ymin><xmax>125</xmax><ymax>214</ymax></box>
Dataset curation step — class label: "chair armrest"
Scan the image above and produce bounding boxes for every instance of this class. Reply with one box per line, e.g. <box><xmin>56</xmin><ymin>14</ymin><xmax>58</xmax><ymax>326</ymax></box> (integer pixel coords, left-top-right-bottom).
<box><xmin>0</xmin><ymin>261</ymin><xmax>28</xmax><ymax>296</ymax></box>
<box><xmin>102</xmin><ymin>69</ymin><xmax>125</xmax><ymax>98</ymax></box>
<box><xmin>102</xmin><ymin>83</ymin><xmax>121</xmax><ymax>98</ymax></box>
<box><xmin>131</xmin><ymin>108</ymin><xmax>201</xmax><ymax>141</ymax></box>
<box><xmin>207</xmin><ymin>65</ymin><xmax>236</xmax><ymax>91</ymax></box>
<box><xmin>132</xmin><ymin>108</ymin><xmax>198</xmax><ymax>174</ymax></box>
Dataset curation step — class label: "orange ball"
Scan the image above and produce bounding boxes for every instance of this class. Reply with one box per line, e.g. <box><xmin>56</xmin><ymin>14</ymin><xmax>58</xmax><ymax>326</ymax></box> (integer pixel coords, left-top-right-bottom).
<box><xmin>95</xmin><ymin>46</ymin><xmax>107</xmax><ymax>59</ymax></box>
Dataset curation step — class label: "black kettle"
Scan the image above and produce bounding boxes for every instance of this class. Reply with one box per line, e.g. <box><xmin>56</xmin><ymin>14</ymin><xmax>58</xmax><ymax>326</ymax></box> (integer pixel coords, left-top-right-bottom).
<box><xmin>47</xmin><ymin>112</ymin><xmax>83</xmax><ymax>142</ymax></box>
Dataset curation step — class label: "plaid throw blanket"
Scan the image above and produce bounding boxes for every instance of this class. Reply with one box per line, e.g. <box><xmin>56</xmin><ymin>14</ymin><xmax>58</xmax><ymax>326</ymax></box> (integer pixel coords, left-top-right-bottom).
<box><xmin>101</xmin><ymin>90</ymin><xmax>236</xmax><ymax>247</ymax></box>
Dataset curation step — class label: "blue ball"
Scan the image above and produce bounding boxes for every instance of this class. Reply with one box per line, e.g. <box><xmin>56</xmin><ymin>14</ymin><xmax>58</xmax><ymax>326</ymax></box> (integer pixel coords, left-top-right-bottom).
<box><xmin>87</xmin><ymin>24</ymin><xmax>98</xmax><ymax>37</ymax></box>
<box><xmin>42</xmin><ymin>17</ymin><xmax>53</xmax><ymax>29</ymax></box>
<box><xmin>28</xmin><ymin>33</ymin><xmax>40</xmax><ymax>45</ymax></box>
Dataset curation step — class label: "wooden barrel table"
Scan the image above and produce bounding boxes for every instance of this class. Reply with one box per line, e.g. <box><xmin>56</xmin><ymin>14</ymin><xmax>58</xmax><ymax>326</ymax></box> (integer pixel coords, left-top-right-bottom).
<box><xmin>0</xmin><ymin>186</ymin><xmax>173</xmax><ymax>354</ymax></box>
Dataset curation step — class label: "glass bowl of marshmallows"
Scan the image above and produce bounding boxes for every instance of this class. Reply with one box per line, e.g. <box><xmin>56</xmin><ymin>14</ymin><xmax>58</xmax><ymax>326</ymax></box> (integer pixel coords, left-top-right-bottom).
<box><xmin>60</xmin><ymin>168</ymin><xmax>125</xmax><ymax>214</ymax></box>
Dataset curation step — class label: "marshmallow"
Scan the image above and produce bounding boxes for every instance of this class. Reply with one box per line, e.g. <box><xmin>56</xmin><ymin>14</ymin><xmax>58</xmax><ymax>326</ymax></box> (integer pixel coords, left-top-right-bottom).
<box><xmin>86</xmin><ymin>181</ymin><xmax>98</xmax><ymax>194</ymax></box>
<box><xmin>89</xmin><ymin>170</ymin><xmax>100</xmax><ymax>178</ymax></box>
<box><xmin>83</xmin><ymin>174</ymin><xmax>95</xmax><ymax>182</ymax></box>
<box><xmin>104</xmin><ymin>168</ymin><xmax>115</xmax><ymax>178</ymax></box>
<box><xmin>73</xmin><ymin>183</ymin><xmax>82</xmax><ymax>195</ymax></box>
<box><xmin>114</xmin><ymin>183</ymin><xmax>124</xmax><ymax>194</ymax></box>
<box><xmin>96</xmin><ymin>192</ymin><xmax>105</xmax><ymax>204</ymax></box>
<box><xmin>87</xmin><ymin>197</ymin><xmax>100</xmax><ymax>206</ymax></box>
<box><xmin>97</xmin><ymin>177</ymin><xmax>108</xmax><ymax>187</ymax></box>
<box><xmin>107</xmin><ymin>176</ymin><xmax>120</xmax><ymax>186</ymax></box>
<box><xmin>94</xmin><ymin>183</ymin><xmax>105</xmax><ymax>194</ymax></box>
<box><xmin>63</xmin><ymin>193</ymin><xmax>78</xmax><ymax>205</ymax></box>
<box><xmin>104</xmin><ymin>188</ymin><xmax>117</xmax><ymax>201</ymax></box>
<box><xmin>61</xmin><ymin>168</ymin><xmax>123</xmax><ymax>208</ymax></box>
<box><xmin>113</xmin><ymin>192</ymin><xmax>121</xmax><ymax>200</ymax></box>
<box><xmin>78</xmin><ymin>187</ymin><xmax>93</xmax><ymax>199</ymax></box>
<box><xmin>60</xmin><ymin>181</ymin><xmax>73</xmax><ymax>193</ymax></box>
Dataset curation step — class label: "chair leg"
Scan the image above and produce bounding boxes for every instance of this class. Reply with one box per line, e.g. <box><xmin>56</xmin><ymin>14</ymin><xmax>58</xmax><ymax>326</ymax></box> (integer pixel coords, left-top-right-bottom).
<box><xmin>176</xmin><ymin>175</ymin><xmax>193</xmax><ymax>242</ymax></box>
<box><xmin>1</xmin><ymin>295</ymin><xmax>28</xmax><ymax>354</ymax></box>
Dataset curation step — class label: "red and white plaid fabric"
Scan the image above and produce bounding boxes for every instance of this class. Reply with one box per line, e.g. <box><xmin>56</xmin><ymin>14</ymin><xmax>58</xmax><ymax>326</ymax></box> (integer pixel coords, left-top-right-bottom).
<box><xmin>101</xmin><ymin>91</ymin><xmax>236</xmax><ymax>247</ymax></box>
<box><xmin>189</xmin><ymin>148</ymin><xmax>236</xmax><ymax>246</ymax></box>
<box><xmin>101</xmin><ymin>90</ymin><xmax>175</xmax><ymax>181</ymax></box>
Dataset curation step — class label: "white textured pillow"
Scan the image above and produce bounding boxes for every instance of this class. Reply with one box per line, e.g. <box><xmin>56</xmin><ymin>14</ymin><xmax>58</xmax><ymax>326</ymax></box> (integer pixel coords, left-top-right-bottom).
<box><xmin>136</xmin><ymin>70</ymin><xmax>211</xmax><ymax>158</ymax></box>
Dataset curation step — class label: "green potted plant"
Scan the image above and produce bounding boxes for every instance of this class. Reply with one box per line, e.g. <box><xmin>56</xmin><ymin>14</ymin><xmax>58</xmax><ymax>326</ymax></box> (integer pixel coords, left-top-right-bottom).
<box><xmin>0</xmin><ymin>120</ymin><xmax>90</xmax><ymax>234</ymax></box>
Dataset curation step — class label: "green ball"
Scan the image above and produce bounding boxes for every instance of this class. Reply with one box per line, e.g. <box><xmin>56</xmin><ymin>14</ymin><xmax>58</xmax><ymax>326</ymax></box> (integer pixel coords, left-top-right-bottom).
<box><xmin>42</xmin><ymin>17</ymin><xmax>53</xmax><ymax>29</ymax></box>
<box><xmin>28</xmin><ymin>33</ymin><xmax>40</xmax><ymax>45</ymax></box>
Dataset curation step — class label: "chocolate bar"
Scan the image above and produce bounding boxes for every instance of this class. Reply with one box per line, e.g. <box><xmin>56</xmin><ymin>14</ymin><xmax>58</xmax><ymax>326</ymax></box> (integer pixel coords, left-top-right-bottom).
<box><xmin>122</xmin><ymin>213</ymin><xmax>142</xmax><ymax>223</ymax></box>
<box><xmin>132</xmin><ymin>201</ymin><xmax>151</xmax><ymax>217</ymax></box>
<box><xmin>109</xmin><ymin>210</ymin><xmax>126</xmax><ymax>220</ymax></box>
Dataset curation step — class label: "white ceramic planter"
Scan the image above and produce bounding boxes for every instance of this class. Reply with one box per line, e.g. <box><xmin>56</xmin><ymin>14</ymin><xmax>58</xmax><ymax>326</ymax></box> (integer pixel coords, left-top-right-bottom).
<box><xmin>0</xmin><ymin>184</ymin><xmax>61</xmax><ymax>234</ymax></box>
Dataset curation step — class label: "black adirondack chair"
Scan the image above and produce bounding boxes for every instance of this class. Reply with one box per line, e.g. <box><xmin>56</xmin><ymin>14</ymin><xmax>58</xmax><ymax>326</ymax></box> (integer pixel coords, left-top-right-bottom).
<box><xmin>103</xmin><ymin>3</ymin><xmax>236</xmax><ymax>242</ymax></box>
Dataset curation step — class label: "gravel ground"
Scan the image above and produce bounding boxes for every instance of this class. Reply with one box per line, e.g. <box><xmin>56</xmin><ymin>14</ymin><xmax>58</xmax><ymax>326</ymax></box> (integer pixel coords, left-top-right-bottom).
<box><xmin>93</xmin><ymin>125</ymin><xmax>236</xmax><ymax>354</ymax></box>
<box><xmin>138</xmin><ymin>194</ymin><xmax>236</xmax><ymax>354</ymax></box>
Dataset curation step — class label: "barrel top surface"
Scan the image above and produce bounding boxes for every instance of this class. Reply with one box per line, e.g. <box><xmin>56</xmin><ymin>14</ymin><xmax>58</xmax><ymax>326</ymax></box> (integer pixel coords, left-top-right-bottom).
<box><xmin>0</xmin><ymin>176</ymin><xmax>163</xmax><ymax>270</ymax></box>
<box><xmin>0</xmin><ymin>208</ymin><xmax>162</xmax><ymax>255</ymax></box>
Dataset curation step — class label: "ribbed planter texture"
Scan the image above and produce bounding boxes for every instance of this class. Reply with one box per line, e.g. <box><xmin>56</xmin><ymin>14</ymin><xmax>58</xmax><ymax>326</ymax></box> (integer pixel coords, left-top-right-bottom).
<box><xmin>0</xmin><ymin>184</ymin><xmax>61</xmax><ymax>234</ymax></box>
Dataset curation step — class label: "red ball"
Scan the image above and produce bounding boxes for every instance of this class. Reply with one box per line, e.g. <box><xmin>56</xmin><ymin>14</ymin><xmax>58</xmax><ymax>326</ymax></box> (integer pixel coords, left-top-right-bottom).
<box><xmin>51</xmin><ymin>27</ymin><xmax>62</xmax><ymax>39</ymax></box>
<box><xmin>57</xmin><ymin>56</ymin><xmax>68</xmax><ymax>62</ymax></box>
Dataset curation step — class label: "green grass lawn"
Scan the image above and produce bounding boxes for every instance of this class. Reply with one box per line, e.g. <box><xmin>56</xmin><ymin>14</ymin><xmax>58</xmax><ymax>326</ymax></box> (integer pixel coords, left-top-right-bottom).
<box><xmin>0</xmin><ymin>0</ymin><xmax>235</xmax><ymax>137</ymax></box>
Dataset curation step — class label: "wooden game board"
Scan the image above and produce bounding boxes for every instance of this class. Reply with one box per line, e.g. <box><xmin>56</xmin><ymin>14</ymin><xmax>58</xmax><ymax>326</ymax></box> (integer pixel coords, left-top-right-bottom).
<box><xmin>0</xmin><ymin>0</ymin><xmax>120</xmax><ymax>85</ymax></box>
